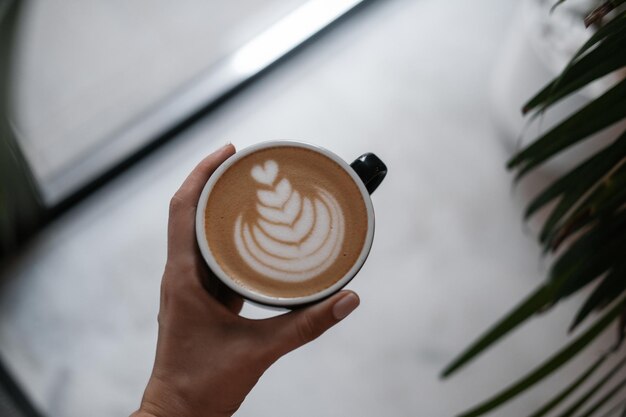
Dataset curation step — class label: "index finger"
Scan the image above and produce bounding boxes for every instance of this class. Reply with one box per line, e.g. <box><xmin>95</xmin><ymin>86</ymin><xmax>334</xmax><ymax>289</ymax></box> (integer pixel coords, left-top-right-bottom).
<box><xmin>168</xmin><ymin>143</ymin><xmax>236</xmax><ymax>259</ymax></box>
<box><xmin>175</xmin><ymin>143</ymin><xmax>236</xmax><ymax>207</ymax></box>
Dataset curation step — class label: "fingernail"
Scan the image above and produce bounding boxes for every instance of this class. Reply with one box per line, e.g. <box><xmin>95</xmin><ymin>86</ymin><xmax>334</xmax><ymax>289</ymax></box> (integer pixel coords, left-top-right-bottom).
<box><xmin>332</xmin><ymin>293</ymin><xmax>359</xmax><ymax>320</ymax></box>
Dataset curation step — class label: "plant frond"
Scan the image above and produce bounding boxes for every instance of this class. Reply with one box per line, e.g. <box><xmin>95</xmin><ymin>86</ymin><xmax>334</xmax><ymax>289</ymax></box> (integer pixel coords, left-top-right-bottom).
<box><xmin>523</xmin><ymin>129</ymin><xmax>626</xmax><ymax>221</ymax></box>
<box><xmin>596</xmin><ymin>399</ymin><xmax>626</xmax><ymax>417</ymax></box>
<box><xmin>570</xmin><ymin>264</ymin><xmax>626</xmax><ymax>332</ymax></box>
<box><xmin>524</xmin><ymin>13</ymin><xmax>626</xmax><ymax>114</ymax></box>
<box><xmin>547</xmin><ymin>162</ymin><xmax>626</xmax><ymax>251</ymax></box>
<box><xmin>441</xmin><ymin>285</ymin><xmax>554</xmax><ymax>378</ymax></box>
<box><xmin>546</xmin><ymin>212</ymin><xmax>626</xmax><ymax>310</ymax></box>
<box><xmin>508</xmin><ymin>77</ymin><xmax>626</xmax><ymax>178</ymax></box>
<box><xmin>575</xmin><ymin>373</ymin><xmax>626</xmax><ymax>417</ymax></box>
<box><xmin>526</xmin><ymin>354</ymin><xmax>608</xmax><ymax>417</ymax></box>
<box><xmin>454</xmin><ymin>295</ymin><xmax>626</xmax><ymax>417</ymax></box>
<box><xmin>524</xmin><ymin>10</ymin><xmax>626</xmax><ymax>114</ymax></box>
<box><xmin>552</xmin><ymin>356</ymin><xmax>626</xmax><ymax>417</ymax></box>
<box><xmin>446</xmin><ymin>5</ymin><xmax>626</xmax><ymax>417</ymax></box>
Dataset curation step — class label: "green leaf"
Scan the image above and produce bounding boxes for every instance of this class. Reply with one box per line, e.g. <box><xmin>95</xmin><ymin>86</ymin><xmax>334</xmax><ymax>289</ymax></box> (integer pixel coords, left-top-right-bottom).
<box><xmin>441</xmin><ymin>285</ymin><xmax>554</xmax><ymax>378</ymax></box>
<box><xmin>441</xmin><ymin>216</ymin><xmax>626</xmax><ymax>379</ymax></box>
<box><xmin>547</xmin><ymin>163</ymin><xmax>626</xmax><ymax>251</ymax></box>
<box><xmin>523</xmin><ymin>30</ymin><xmax>626</xmax><ymax>114</ymax></box>
<box><xmin>523</xmin><ymin>129</ymin><xmax>626</xmax><ymax>221</ymax></box>
<box><xmin>454</xmin><ymin>294</ymin><xmax>626</xmax><ymax>417</ymax></box>
<box><xmin>597</xmin><ymin>400</ymin><xmax>626</xmax><ymax>417</ymax></box>
<box><xmin>549</xmin><ymin>208</ymin><xmax>626</xmax><ymax>276</ymax></box>
<box><xmin>526</xmin><ymin>354</ymin><xmax>608</xmax><ymax>417</ymax></box>
<box><xmin>576</xmin><ymin>373</ymin><xmax>626</xmax><ymax>417</ymax></box>
<box><xmin>570</xmin><ymin>264</ymin><xmax>626</xmax><ymax>332</ymax></box>
<box><xmin>524</xmin><ymin>10</ymin><xmax>626</xmax><ymax>114</ymax></box>
<box><xmin>508</xmin><ymin>77</ymin><xmax>626</xmax><ymax>178</ymax></box>
<box><xmin>549</xmin><ymin>212</ymin><xmax>626</xmax><ymax>301</ymax></box>
<box><xmin>553</xmin><ymin>355</ymin><xmax>626</xmax><ymax>417</ymax></box>
<box><xmin>550</xmin><ymin>0</ymin><xmax>568</xmax><ymax>13</ymax></box>
<box><xmin>570</xmin><ymin>10</ymin><xmax>626</xmax><ymax>62</ymax></box>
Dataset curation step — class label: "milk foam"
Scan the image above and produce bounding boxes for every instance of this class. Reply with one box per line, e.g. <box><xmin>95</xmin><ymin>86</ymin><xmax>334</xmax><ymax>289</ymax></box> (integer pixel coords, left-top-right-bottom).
<box><xmin>234</xmin><ymin>159</ymin><xmax>345</xmax><ymax>282</ymax></box>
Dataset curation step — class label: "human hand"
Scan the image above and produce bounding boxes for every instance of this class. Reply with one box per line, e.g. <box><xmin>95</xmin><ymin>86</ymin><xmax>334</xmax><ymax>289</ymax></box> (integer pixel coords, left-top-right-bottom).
<box><xmin>132</xmin><ymin>144</ymin><xmax>360</xmax><ymax>417</ymax></box>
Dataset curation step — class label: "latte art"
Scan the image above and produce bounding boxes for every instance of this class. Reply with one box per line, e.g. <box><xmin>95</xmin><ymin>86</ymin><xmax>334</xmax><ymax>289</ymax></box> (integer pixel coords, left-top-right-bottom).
<box><xmin>234</xmin><ymin>160</ymin><xmax>345</xmax><ymax>282</ymax></box>
<box><xmin>202</xmin><ymin>144</ymin><xmax>370</xmax><ymax>300</ymax></box>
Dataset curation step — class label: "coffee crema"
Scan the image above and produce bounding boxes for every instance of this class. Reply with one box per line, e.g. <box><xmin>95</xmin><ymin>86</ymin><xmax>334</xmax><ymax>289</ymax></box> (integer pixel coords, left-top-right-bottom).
<box><xmin>204</xmin><ymin>146</ymin><xmax>368</xmax><ymax>299</ymax></box>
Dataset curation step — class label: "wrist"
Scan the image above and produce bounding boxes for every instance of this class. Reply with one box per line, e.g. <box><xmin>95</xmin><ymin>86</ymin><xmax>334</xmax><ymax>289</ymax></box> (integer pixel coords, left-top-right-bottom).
<box><xmin>138</xmin><ymin>375</ymin><xmax>233</xmax><ymax>417</ymax></box>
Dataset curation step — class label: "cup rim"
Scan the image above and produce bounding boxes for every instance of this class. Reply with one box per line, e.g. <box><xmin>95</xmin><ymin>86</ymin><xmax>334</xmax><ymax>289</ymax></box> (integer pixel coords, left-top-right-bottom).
<box><xmin>195</xmin><ymin>140</ymin><xmax>375</xmax><ymax>307</ymax></box>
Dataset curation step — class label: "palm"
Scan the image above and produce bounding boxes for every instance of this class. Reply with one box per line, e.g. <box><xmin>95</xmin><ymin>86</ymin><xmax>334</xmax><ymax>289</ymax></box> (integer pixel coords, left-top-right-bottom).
<box><xmin>443</xmin><ymin>3</ymin><xmax>626</xmax><ymax>417</ymax></box>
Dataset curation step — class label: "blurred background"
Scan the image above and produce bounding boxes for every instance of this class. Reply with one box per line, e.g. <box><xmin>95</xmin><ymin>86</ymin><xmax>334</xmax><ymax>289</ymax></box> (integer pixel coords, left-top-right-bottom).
<box><xmin>0</xmin><ymin>0</ymin><xmax>618</xmax><ymax>416</ymax></box>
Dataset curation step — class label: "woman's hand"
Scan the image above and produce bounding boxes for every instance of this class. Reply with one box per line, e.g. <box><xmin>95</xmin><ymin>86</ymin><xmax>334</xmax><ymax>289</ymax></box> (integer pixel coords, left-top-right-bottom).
<box><xmin>132</xmin><ymin>144</ymin><xmax>360</xmax><ymax>417</ymax></box>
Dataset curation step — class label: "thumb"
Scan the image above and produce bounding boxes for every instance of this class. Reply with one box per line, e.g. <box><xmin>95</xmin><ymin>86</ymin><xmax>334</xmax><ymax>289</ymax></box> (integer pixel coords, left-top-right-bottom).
<box><xmin>262</xmin><ymin>291</ymin><xmax>360</xmax><ymax>358</ymax></box>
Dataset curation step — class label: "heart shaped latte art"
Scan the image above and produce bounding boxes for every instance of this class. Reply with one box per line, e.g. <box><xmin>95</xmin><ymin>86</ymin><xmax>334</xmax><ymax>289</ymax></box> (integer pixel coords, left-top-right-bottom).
<box><xmin>251</xmin><ymin>160</ymin><xmax>278</xmax><ymax>186</ymax></box>
<box><xmin>234</xmin><ymin>159</ymin><xmax>345</xmax><ymax>282</ymax></box>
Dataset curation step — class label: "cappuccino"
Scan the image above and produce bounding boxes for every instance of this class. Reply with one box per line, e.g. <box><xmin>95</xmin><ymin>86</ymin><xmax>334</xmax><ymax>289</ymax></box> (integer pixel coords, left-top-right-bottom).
<box><xmin>203</xmin><ymin>145</ymin><xmax>369</xmax><ymax>299</ymax></box>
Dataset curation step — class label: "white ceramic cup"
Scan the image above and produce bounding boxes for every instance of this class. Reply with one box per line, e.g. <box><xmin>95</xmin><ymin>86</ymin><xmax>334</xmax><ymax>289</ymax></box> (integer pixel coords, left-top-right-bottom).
<box><xmin>195</xmin><ymin>141</ymin><xmax>387</xmax><ymax>308</ymax></box>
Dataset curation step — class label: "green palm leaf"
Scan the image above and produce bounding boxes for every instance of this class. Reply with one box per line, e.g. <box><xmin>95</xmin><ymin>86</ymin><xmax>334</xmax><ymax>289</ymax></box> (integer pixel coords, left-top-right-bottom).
<box><xmin>446</xmin><ymin>0</ymin><xmax>626</xmax><ymax>414</ymax></box>
<box><xmin>547</xmin><ymin>163</ymin><xmax>626</xmax><ymax>251</ymax></box>
<box><xmin>523</xmin><ymin>11</ymin><xmax>626</xmax><ymax>114</ymax></box>
<box><xmin>508</xmin><ymin>77</ymin><xmax>626</xmax><ymax>178</ymax></box>
<box><xmin>522</xmin><ymin>129</ymin><xmax>626</xmax><ymax>241</ymax></box>
<box><xmin>575</xmin><ymin>374</ymin><xmax>626</xmax><ymax>417</ymax></box>
<box><xmin>597</xmin><ymin>400</ymin><xmax>626</xmax><ymax>417</ymax></box>
<box><xmin>549</xmin><ymin>211</ymin><xmax>626</xmax><ymax>298</ymax></box>
<box><xmin>441</xmin><ymin>285</ymin><xmax>555</xmax><ymax>377</ymax></box>
<box><xmin>570</xmin><ymin>264</ymin><xmax>626</xmax><ymax>332</ymax></box>
<box><xmin>456</xmin><ymin>295</ymin><xmax>626</xmax><ymax>417</ymax></box>
<box><xmin>443</xmin><ymin>214</ymin><xmax>626</xmax><ymax>379</ymax></box>
<box><xmin>552</xmin><ymin>356</ymin><xmax>626</xmax><ymax>417</ymax></box>
<box><xmin>455</xmin><ymin>295</ymin><xmax>626</xmax><ymax>417</ymax></box>
<box><xmin>526</xmin><ymin>354</ymin><xmax>608</xmax><ymax>417</ymax></box>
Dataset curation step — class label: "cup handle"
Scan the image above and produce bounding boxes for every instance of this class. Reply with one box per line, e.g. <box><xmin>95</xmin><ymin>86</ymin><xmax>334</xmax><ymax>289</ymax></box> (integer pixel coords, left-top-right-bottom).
<box><xmin>350</xmin><ymin>153</ymin><xmax>387</xmax><ymax>195</ymax></box>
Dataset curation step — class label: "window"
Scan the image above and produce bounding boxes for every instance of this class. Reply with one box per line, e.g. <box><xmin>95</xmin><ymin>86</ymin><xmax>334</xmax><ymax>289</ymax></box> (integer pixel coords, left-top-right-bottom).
<box><xmin>11</xmin><ymin>0</ymin><xmax>364</xmax><ymax>206</ymax></box>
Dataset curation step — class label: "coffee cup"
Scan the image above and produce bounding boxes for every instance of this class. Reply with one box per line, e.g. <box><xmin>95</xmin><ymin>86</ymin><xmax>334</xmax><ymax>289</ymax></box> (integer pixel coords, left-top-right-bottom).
<box><xmin>195</xmin><ymin>141</ymin><xmax>386</xmax><ymax>308</ymax></box>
